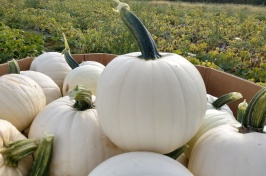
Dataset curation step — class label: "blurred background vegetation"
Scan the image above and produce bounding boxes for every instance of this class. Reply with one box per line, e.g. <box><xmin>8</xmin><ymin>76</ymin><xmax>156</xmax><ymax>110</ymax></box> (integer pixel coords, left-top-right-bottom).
<box><xmin>0</xmin><ymin>0</ymin><xmax>265</xmax><ymax>86</ymax></box>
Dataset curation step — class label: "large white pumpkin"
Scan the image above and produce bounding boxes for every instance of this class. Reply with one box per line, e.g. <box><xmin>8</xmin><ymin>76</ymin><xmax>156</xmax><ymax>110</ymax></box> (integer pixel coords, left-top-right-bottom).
<box><xmin>96</xmin><ymin>1</ymin><xmax>206</xmax><ymax>154</ymax></box>
<box><xmin>89</xmin><ymin>151</ymin><xmax>193</xmax><ymax>176</ymax></box>
<box><xmin>28</xmin><ymin>87</ymin><xmax>124</xmax><ymax>176</ymax></box>
<box><xmin>0</xmin><ymin>74</ymin><xmax>46</xmax><ymax>131</ymax></box>
<box><xmin>96</xmin><ymin>52</ymin><xmax>207</xmax><ymax>154</ymax></box>
<box><xmin>188</xmin><ymin>124</ymin><xmax>266</xmax><ymax>176</ymax></box>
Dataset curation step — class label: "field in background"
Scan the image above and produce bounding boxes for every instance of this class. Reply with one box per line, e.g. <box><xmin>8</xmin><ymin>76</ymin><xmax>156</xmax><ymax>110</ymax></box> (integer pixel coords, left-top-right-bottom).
<box><xmin>0</xmin><ymin>0</ymin><xmax>265</xmax><ymax>85</ymax></box>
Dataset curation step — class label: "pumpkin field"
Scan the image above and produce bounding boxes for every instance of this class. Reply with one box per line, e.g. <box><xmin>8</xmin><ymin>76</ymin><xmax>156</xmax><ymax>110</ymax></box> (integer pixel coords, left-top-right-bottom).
<box><xmin>0</xmin><ymin>0</ymin><xmax>265</xmax><ymax>85</ymax></box>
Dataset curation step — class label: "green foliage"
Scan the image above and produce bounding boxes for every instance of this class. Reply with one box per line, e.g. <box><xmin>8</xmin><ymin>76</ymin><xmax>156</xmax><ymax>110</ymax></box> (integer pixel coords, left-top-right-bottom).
<box><xmin>166</xmin><ymin>0</ymin><xmax>265</xmax><ymax>6</ymax></box>
<box><xmin>0</xmin><ymin>23</ymin><xmax>44</xmax><ymax>64</ymax></box>
<box><xmin>0</xmin><ymin>0</ymin><xmax>265</xmax><ymax>86</ymax></box>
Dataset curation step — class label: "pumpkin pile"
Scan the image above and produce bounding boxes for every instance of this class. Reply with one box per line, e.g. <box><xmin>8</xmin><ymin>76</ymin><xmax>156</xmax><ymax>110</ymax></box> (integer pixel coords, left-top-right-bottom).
<box><xmin>0</xmin><ymin>0</ymin><xmax>265</xmax><ymax>176</ymax></box>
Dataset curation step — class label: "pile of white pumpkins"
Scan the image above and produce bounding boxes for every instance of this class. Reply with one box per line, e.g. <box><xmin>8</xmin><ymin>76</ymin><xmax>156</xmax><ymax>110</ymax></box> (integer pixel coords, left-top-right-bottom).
<box><xmin>1</xmin><ymin>0</ymin><xmax>266</xmax><ymax>175</ymax></box>
<box><xmin>1</xmin><ymin>49</ymin><xmax>263</xmax><ymax>176</ymax></box>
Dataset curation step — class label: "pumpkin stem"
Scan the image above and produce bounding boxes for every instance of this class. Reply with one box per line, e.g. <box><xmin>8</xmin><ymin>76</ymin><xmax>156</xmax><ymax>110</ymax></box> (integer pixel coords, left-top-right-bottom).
<box><xmin>69</xmin><ymin>85</ymin><xmax>95</xmax><ymax>111</ymax></box>
<box><xmin>7</xmin><ymin>59</ymin><xmax>20</xmax><ymax>74</ymax></box>
<box><xmin>239</xmin><ymin>88</ymin><xmax>266</xmax><ymax>133</ymax></box>
<box><xmin>211</xmin><ymin>92</ymin><xmax>243</xmax><ymax>109</ymax></box>
<box><xmin>114</xmin><ymin>0</ymin><xmax>161</xmax><ymax>60</ymax></box>
<box><xmin>237</xmin><ymin>99</ymin><xmax>248</xmax><ymax>123</ymax></box>
<box><xmin>0</xmin><ymin>138</ymin><xmax>38</xmax><ymax>167</ymax></box>
<box><xmin>164</xmin><ymin>144</ymin><xmax>189</xmax><ymax>160</ymax></box>
<box><xmin>29</xmin><ymin>133</ymin><xmax>54</xmax><ymax>176</ymax></box>
<box><xmin>62</xmin><ymin>33</ymin><xmax>79</xmax><ymax>69</ymax></box>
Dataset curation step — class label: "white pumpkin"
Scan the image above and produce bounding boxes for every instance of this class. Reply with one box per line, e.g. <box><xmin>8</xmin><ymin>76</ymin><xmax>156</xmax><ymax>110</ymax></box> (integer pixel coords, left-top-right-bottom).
<box><xmin>21</xmin><ymin>70</ymin><xmax>62</xmax><ymax>104</ymax></box>
<box><xmin>0</xmin><ymin>119</ymin><xmax>33</xmax><ymax>176</ymax></box>
<box><xmin>185</xmin><ymin>92</ymin><xmax>242</xmax><ymax>158</ymax></box>
<box><xmin>97</xmin><ymin>52</ymin><xmax>207</xmax><ymax>154</ymax></box>
<box><xmin>188</xmin><ymin>124</ymin><xmax>266</xmax><ymax>176</ymax></box>
<box><xmin>0</xmin><ymin>74</ymin><xmax>46</xmax><ymax>131</ymax></box>
<box><xmin>61</xmin><ymin>34</ymin><xmax>105</xmax><ymax>96</ymax></box>
<box><xmin>30</xmin><ymin>52</ymin><xmax>71</xmax><ymax>91</ymax></box>
<box><xmin>188</xmin><ymin>87</ymin><xmax>266</xmax><ymax>176</ymax></box>
<box><xmin>96</xmin><ymin>2</ymin><xmax>207</xmax><ymax>154</ymax></box>
<box><xmin>185</xmin><ymin>110</ymin><xmax>240</xmax><ymax>158</ymax></box>
<box><xmin>28</xmin><ymin>86</ymin><xmax>124</xmax><ymax>176</ymax></box>
<box><xmin>62</xmin><ymin>63</ymin><xmax>105</xmax><ymax>96</ymax></box>
<box><xmin>7</xmin><ymin>59</ymin><xmax>62</xmax><ymax>105</ymax></box>
<box><xmin>89</xmin><ymin>151</ymin><xmax>194</xmax><ymax>176</ymax></box>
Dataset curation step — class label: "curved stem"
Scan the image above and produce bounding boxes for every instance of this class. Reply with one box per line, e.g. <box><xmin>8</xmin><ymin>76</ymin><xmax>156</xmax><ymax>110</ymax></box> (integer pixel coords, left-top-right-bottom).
<box><xmin>212</xmin><ymin>92</ymin><xmax>243</xmax><ymax>109</ymax></box>
<box><xmin>114</xmin><ymin>0</ymin><xmax>161</xmax><ymax>60</ymax></box>
<box><xmin>69</xmin><ymin>85</ymin><xmax>95</xmax><ymax>111</ymax></box>
<box><xmin>62</xmin><ymin>33</ymin><xmax>79</xmax><ymax>69</ymax></box>
<box><xmin>239</xmin><ymin>88</ymin><xmax>266</xmax><ymax>133</ymax></box>
<box><xmin>7</xmin><ymin>59</ymin><xmax>20</xmax><ymax>74</ymax></box>
<box><xmin>0</xmin><ymin>138</ymin><xmax>38</xmax><ymax>167</ymax></box>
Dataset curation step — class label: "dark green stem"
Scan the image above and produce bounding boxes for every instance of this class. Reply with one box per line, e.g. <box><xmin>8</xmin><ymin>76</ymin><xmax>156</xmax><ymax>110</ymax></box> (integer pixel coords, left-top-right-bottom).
<box><xmin>69</xmin><ymin>85</ymin><xmax>95</xmax><ymax>111</ymax></box>
<box><xmin>239</xmin><ymin>88</ymin><xmax>266</xmax><ymax>133</ymax></box>
<box><xmin>212</xmin><ymin>92</ymin><xmax>243</xmax><ymax>109</ymax></box>
<box><xmin>115</xmin><ymin>1</ymin><xmax>161</xmax><ymax>60</ymax></box>
<box><xmin>7</xmin><ymin>59</ymin><xmax>20</xmax><ymax>74</ymax></box>
<box><xmin>165</xmin><ymin>144</ymin><xmax>189</xmax><ymax>160</ymax></box>
<box><xmin>62</xmin><ymin>33</ymin><xmax>79</xmax><ymax>69</ymax></box>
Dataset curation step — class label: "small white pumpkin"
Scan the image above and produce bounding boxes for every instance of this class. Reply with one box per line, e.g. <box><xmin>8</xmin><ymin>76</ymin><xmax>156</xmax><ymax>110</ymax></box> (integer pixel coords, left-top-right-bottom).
<box><xmin>0</xmin><ymin>119</ymin><xmax>33</xmax><ymax>176</ymax></box>
<box><xmin>28</xmin><ymin>85</ymin><xmax>124</xmax><ymax>176</ymax></box>
<box><xmin>89</xmin><ymin>151</ymin><xmax>193</xmax><ymax>176</ymax></box>
<box><xmin>62</xmin><ymin>64</ymin><xmax>105</xmax><ymax>96</ymax></box>
<box><xmin>62</xmin><ymin>34</ymin><xmax>105</xmax><ymax>96</ymax></box>
<box><xmin>30</xmin><ymin>52</ymin><xmax>72</xmax><ymax>91</ymax></box>
<box><xmin>0</xmin><ymin>74</ymin><xmax>46</xmax><ymax>131</ymax></box>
